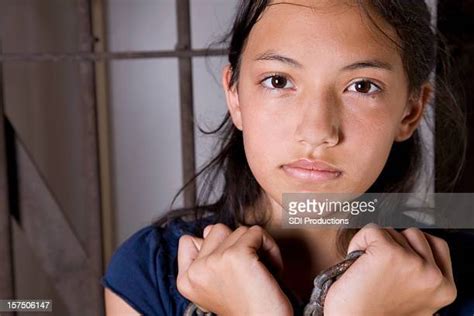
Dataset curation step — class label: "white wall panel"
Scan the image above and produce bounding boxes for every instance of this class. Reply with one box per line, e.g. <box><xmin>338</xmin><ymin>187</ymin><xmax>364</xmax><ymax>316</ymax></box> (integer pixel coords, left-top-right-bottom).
<box><xmin>107</xmin><ymin>0</ymin><xmax>183</xmax><ymax>244</ymax></box>
<box><xmin>107</xmin><ymin>0</ymin><xmax>177</xmax><ymax>51</ymax></box>
<box><xmin>190</xmin><ymin>0</ymin><xmax>236</xmax><ymax>49</ymax></box>
<box><xmin>193</xmin><ymin>57</ymin><xmax>229</xmax><ymax>202</ymax></box>
<box><xmin>109</xmin><ymin>59</ymin><xmax>183</xmax><ymax>244</ymax></box>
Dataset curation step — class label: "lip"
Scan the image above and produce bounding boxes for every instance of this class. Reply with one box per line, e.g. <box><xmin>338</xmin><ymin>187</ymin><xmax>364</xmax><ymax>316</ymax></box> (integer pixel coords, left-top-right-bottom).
<box><xmin>282</xmin><ymin>159</ymin><xmax>342</xmax><ymax>182</ymax></box>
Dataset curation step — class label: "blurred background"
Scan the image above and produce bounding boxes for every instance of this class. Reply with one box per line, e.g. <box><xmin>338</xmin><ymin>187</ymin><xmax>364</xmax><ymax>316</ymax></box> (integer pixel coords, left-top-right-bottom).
<box><xmin>0</xmin><ymin>0</ymin><xmax>472</xmax><ymax>315</ymax></box>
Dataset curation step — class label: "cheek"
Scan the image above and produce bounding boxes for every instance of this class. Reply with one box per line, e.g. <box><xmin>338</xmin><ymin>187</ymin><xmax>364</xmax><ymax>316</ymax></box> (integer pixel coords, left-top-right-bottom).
<box><xmin>238</xmin><ymin>93</ymin><xmax>294</xmax><ymax>189</ymax></box>
<box><xmin>343</xmin><ymin>113</ymin><xmax>396</xmax><ymax>187</ymax></box>
<box><xmin>241</xmin><ymin>123</ymin><xmax>279</xmax><ymax>193</ymax></box>
<box><xmin>239</xmin><ymin>87</ymin><xmax>291</xmax><ymax>153</ymax></box>
<box><xmin>240</xmin><ymin>104</ymin><xmax>287</xmax><ymax>171</ymax></box>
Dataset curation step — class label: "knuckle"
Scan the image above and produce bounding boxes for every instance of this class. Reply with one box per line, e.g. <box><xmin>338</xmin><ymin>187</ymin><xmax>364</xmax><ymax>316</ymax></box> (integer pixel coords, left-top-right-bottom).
<box><xmin>442</xmin><ymin>283</ymin><xmax>458</xmax><ymax>305</ymax></box>
<box><xmin>434</xmin><ymin>281</ymin><xmax>457</xmax><ymax>307</ymax></box>
<box><xmin>187</xmin><ymin>256</ymin><xmax>206</xmax><ymax>283</ymax></box>
<box><xmin>235</xmin><ymin>226</ymin><xmax>249</xmax><ymax>234</ymax></box>
<box><xmin>187</xmin><ymin>261</ymin><xmax>208</xmax><ymax>286</ymax></box>
<box><xmin>178</xmin><ymin>234</ymin><xmax>192</xmax><ymax>246</ymax></box>
<box><xmin>363</xmin><ymin>225</ymin><xmax>380</xmax><ymax>234</ymax></box>
<box><xmin>402</xmin><ymin>227</ymin><xmax>424</xmax><ymax>238</ymax></box>
<box><xmin>423</xmin><ymin>265</ymin><xmax>445</xmax><ymax>288</ymax></box>
<box><xmin>365</xmin><ymin>226</ymin><xmax>386</xmax><ymax>241</ymax></box>
<box><xmin>204</xmin><ymin>253</ymin><xmax>220</xmax><ymax>269</ymax></box>
<box><xmin>176</xmin><ymin>273</ymin><xmax>192</xmax><ymax>296</ymax></box>
<box><xmin>249</xmin><ymin>225</ymin><xmax>264</xmax><ymax>234</ymax></box>
<box><xmin>212</xmin><ymin>223</ymin><xmax>229</xmax><ymax>233</ymax></box>
<box><xmin>434</xmin><ymin>235</ymin><xmax>450</xmax><ymax>251</ymax></box>
<box><xmin>426</xmin><ymin>233</ymin><xmax>449</xmax><ymax>247</ymax></box>
<box><xmin>429</xmin><ymin>234</ymin><xmax>452</xmax><ymax>258</ymax></box>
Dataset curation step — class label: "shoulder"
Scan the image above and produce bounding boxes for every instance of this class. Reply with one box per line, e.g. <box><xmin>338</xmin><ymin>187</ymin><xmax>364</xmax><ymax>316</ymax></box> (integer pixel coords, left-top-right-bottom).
<box><xmin>101</xmin><ymin>213</ymin><xmax>217</xmax><ymax>316</ymax></box>
<box><xmin>101</xmin><ymin>225</ymin><xmax>169</xmax><ymax>315</ymax></box>
<box><xmin>423</xmin><ymin>229</ymin><xmax>474</xmax><ymax>315</ymax></box>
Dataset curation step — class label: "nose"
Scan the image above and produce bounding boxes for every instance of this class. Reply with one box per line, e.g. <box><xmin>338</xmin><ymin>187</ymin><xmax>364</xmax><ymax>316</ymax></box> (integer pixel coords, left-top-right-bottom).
<box><xmin>294</xmin><ymin>89</ymin><xmax>340</xmax><ymax>148</ymax></box>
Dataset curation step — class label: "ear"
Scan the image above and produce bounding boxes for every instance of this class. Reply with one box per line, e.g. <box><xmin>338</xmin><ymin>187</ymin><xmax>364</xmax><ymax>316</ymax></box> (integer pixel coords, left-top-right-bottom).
<box><xmin>221</xmin><ymin>64</ymin><xmax>243</xmax><ymax>131</ymax></box>
<box><xmin>395</xmin><ymin>83</ymin><xmax>432</xmax><ymax>142</ymax></box>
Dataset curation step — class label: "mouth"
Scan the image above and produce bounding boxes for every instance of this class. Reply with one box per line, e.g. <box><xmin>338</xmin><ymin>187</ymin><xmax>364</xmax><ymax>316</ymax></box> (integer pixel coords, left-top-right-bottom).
<box><xmin>281</xmin><ymin>159</ymin><xmax>342</xmax><ymax>183</ymax></box>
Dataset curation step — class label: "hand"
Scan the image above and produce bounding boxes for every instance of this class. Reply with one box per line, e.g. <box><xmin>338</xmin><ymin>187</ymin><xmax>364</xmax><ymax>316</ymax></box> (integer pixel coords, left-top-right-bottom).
<box><xmin>324</xmin><ymin>224</ymin><xmax>457</xmax><ymax>316</ymax></box>
<box><xmin>177</xmin><ymin>224</ymin><xmax>293</xmax><ymax>316</ymax></box>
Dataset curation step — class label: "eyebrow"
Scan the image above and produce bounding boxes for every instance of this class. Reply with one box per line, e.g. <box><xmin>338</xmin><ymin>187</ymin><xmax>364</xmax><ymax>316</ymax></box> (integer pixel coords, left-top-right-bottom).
<box><xmin>341</xmin><ymin>60</ymin><xmax>394</xmax><ymax>72</ymax></box>
<box><xmin>254</xmin><ymin>51</ymin><xmax>393</xmax><ymax>72</ymax></box>
<box><xmin>254</xmin><ymin>51</ymin><xmax>303</xmax><ymax>68</ymax></box>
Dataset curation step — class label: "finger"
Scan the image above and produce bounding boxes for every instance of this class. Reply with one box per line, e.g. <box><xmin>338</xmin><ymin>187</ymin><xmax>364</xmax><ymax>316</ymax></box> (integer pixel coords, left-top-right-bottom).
<box><xmin>177</xmin><ymin>236</ymin><xmax>210</xmax><ymax>313</ymax></box>
<box><xmin>399</xmin><ymin>228</ymin><xmax>437</xmax><ymax>265</ymax></box>
<box><xmin>423</xmin><ymin>233</ymin><xmax>455</xmax><ymax>283</ymax></box>
<box><xmin>233</xmin><ymin>225</ymin><xmax>284</xmax><ymax>274</ymax></box>
<box><xmin>214</xmin><ymin>225</ymin><xmax>251</xmax><ymax>252</ymax></box>
<box><xmin>177</xmin><ymin>235</ymin><xmax>202</xmax><ymax>274</ymax></box>
<box><xmin>203</xmin><ymin>225</ymin><xmax>213</xmax><ymax>238</ymax></box>
<box><xmin>192</xmin><ymin>236</ymin><xmax>204</xmax><ymax>251</ymax></box>
<box><xmin>383</xmin><ymin>227</ymin><xmax>419</xmax><ymax>255</ymax></box>
<box><xmin>347</xmin><ymin>223</ymin><xmax>394</xmax><ymax>254</ymax></box>
<box><xmin>198</xmin><ymin>223</ymin><xmax>233</xmax><ymax>259</ymax></box>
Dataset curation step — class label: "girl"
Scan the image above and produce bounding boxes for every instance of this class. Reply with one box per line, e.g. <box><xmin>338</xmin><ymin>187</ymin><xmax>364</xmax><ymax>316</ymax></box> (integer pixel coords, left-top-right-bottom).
<box><xmin>102</xmin><ymin>0</ymin><xmax>473</xmax><ymax>315</ymax></box>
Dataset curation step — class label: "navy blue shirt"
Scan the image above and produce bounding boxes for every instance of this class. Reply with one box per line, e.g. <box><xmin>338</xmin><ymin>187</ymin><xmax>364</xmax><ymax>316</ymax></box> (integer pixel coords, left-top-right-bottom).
<box><xmin>101</xmin><ymin>216</ymin><xmax>474</xmax><ymax>315</ymax></box>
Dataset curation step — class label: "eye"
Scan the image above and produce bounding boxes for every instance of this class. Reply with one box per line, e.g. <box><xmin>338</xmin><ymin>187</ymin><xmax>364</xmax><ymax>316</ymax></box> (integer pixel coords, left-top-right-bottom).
<box><xmin>346</xmin><ymin>80</ymin><xmax>381</xmax><ymax>94</ymax></box>
<box><xmin>261</xmin><ymin>75</ymin><xmax>295</xmax><ymax>90</ymax></box>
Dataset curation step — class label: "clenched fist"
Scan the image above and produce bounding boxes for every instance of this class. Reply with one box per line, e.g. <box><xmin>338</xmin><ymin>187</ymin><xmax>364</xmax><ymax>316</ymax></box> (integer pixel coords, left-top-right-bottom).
<box><xmin>324</xmin><ymin>224</ymin><xmax>457</xmax><ymax>316</ymax></box>
<box><xmin>177</xmin><ymin>224</ymin><xmax>293</xmax><ymax>316</ymax></box>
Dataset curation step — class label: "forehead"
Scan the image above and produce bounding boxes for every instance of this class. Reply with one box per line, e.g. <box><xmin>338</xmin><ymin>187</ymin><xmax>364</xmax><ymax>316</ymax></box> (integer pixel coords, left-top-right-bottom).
<box><xmin>243</xmin><ymin>0</ymin><xmax>402</xmax><ymax>68</ymax></box>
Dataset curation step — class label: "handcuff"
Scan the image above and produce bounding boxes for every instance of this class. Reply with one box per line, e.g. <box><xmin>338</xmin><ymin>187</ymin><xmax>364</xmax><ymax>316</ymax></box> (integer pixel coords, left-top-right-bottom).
<box><xmin>183</xmin><ymin>250</ymin><xmax>365</xmax><ymax>316</ymax></box>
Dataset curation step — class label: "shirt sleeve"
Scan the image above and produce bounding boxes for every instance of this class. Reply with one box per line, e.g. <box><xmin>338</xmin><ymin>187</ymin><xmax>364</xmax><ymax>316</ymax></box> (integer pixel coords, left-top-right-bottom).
<box><xmin>101</xmin><ymin>225</ymin><xmax>171</xmax><ymax>316</ymax></box>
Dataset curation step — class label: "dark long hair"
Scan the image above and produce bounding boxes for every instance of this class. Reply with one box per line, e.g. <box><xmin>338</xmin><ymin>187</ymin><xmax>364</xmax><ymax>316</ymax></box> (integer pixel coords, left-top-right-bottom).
<box><xmin>154</xmin><ymin>0</ymin><xmax>467</xmax><ymax>255</ymax></box>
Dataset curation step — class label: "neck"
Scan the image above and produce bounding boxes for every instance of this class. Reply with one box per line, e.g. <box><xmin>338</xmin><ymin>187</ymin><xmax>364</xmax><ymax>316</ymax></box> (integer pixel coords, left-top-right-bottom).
<box><xmin>266</xmin><ymin>222</ymin><xmax>343</xmax><ymax>269</ymax></box>
<box><xmin>260</xmin><ymin>195</ymin><xmax>346</xmax><ymax>302</ymax></box>
<box><xmin>243</xmin><ymin>193</ymin><xmax>345</xmax><ymax>267</ymax></box>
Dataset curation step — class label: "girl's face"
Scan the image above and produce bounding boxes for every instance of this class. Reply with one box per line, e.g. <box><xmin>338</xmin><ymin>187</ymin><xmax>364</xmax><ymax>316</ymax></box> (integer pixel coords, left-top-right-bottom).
<box><xmin>223</xmin><ymin>1</ymin><xmax>429</xmax><ymax>204</ymax></box>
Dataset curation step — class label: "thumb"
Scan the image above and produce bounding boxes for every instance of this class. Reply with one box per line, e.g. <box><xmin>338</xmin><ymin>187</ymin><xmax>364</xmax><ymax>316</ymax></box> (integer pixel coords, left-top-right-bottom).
<box><xmin>177</xmin><ymin>235</ymin><xmax>210</xmax><ymax>314</ymax></box>
<box><xmin>177</xmin><ymin>235</ymin><xmax>203</xmax><ymax>273</ymax></box>
<box><xmin>347</xmin><ymin>223</ymin><xmax>388</xmax><ymax>255</ymax></box>
<box><xmin>239</xmin><ymin>226</ymin><xmax>284</xmax><ymax>275</ymax></box>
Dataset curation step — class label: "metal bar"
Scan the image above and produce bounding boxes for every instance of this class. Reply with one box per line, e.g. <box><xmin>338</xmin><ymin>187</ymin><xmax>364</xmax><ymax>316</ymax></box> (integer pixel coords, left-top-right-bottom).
<box><xmin>90</xmin><ymin>0</ymin><xmax>116</xmax><ymax>273</ymax></box>
<box><xmin>77</xmin><ymin>0</ymin><xmax>104</xmax><ymax>313</ymax></box>
<box><xmin>176</xmin><ymin>0</ymin><xmax>197</xmax><ymax>208</ymax></box>
<box><xmin>0</xmin><ymin>48</ymin><xmax>227</xmax><ymax>62</ymax></box>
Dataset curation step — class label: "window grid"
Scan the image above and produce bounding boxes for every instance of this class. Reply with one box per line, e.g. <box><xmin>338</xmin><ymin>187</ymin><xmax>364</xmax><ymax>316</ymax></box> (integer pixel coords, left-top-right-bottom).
<box><xmin>0</xmin><ymin>0</ymin><xmax>227</xmax><ymax>209</ymax></box>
